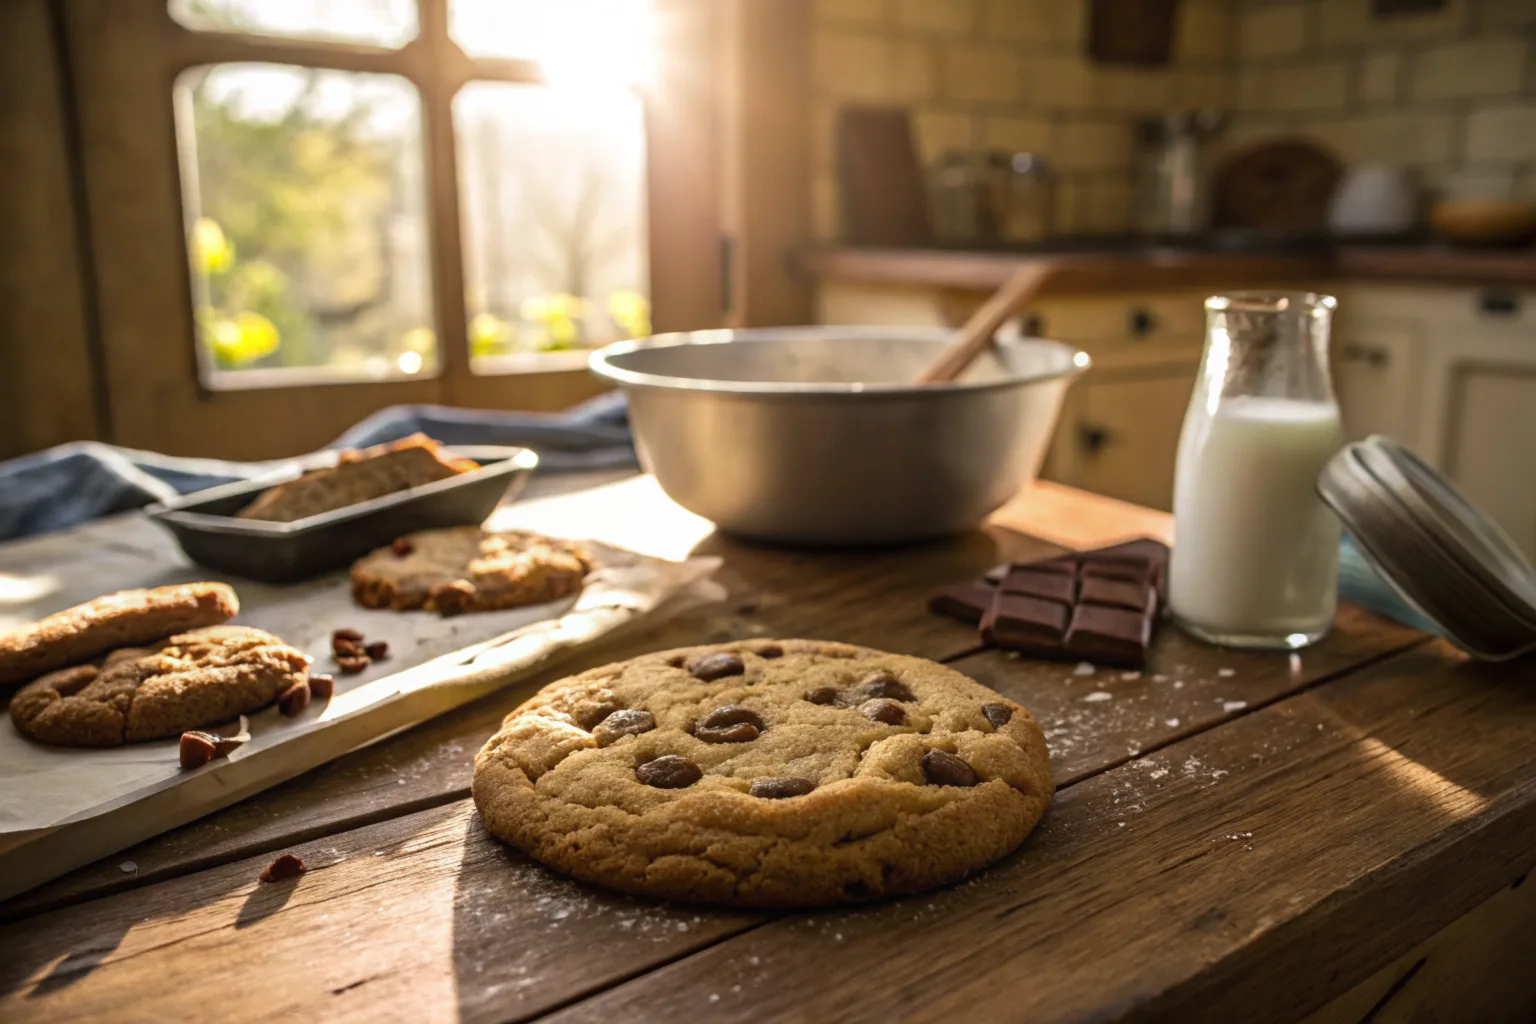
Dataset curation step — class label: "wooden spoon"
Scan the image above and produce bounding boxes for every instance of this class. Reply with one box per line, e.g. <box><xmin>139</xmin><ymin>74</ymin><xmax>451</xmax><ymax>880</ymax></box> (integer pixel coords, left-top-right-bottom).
<box><xmin>914</xmin><ymin>262</ymin><xmax>1056</xmax><ymax>384</ymax></box>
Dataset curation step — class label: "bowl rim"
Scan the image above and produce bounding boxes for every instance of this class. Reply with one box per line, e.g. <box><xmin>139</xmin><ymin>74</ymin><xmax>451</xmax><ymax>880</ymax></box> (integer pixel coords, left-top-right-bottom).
<box><xmin>588</xmin><ymin>326</ymin><xmax>1090</xmax><ymax>396</ymax></box>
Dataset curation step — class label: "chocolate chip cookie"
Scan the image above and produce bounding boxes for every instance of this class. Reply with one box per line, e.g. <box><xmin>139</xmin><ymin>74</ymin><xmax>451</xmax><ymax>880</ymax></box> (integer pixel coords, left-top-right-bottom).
<box><xmin>471</xmin><ymin>640</ymin><xmax>1052</xmax><ymax>907</ymax></box>
<box><xmin>0</xmin><ymin>582</ymin><xmax>239</xmax><ymax>687</ymax></box>
<box><xmin>9</xmin><ymin>625</ymin><xmax>310</xmax><ymax>747</ymax></box>
<box><xmin>351</xmin><ymin>526</ymin><xmax>591</xmax><ymax>615</ymax></box>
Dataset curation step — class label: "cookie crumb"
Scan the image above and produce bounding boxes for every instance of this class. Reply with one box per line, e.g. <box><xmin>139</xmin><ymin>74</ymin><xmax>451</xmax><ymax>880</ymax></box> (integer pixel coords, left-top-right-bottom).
<box><xmin>1072</xmin><ymin>662</ymin><xmax>1095</xmax><ymax>676</ymax></box>
<box><xmin>260</xmin><ymin>853</ymin><xmax>306</xmax><ymax>883</ymax></box>
<box><xmin>119</xmin><ymin>861</ymin><xmax>138</xmax><ymax>874</ymax></box>
<box><xmin>278</xmin><ymin>680</ymin><xmax>312</xmax><ymax>717</ymax></box>
<box><xmin>364</xmin><ymin>641</ymin><xmax>389</xmax><ymax>661</ymax></box>
<box><xmin>178</xmin><ymin>730</ymin><xmax>219</xmax><ymax>769</ymax></box>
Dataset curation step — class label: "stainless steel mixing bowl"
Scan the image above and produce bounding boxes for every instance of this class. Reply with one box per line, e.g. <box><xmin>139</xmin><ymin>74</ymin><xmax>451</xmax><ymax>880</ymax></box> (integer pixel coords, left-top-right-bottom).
<box><xmin>589</xmin><ymin>326</ymin><xmax>1088</xmax><ymax>544</ymax></box>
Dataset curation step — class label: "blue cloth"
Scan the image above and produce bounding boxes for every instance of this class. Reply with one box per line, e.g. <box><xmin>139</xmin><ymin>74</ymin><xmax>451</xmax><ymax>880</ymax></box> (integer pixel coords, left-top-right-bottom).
<box><xmin>0</xmin><ymin>393</ymin><xmax>637</xmax><ymax>541</ymax></box>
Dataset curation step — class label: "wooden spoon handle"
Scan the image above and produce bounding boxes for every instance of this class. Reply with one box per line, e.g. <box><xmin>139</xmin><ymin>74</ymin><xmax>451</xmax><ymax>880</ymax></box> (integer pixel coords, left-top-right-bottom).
<box><xmin>914</xmin><ymin>262</ymin><xmax>1056</xmax><ymax>385</ymax></box>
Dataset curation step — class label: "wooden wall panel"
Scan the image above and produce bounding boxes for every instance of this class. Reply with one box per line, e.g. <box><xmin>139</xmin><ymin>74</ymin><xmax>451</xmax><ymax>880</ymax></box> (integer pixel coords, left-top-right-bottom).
<box><xmin>0</xmin><ymin>0</ymin><xmax>103</xmax><ymax>458</ymax></box>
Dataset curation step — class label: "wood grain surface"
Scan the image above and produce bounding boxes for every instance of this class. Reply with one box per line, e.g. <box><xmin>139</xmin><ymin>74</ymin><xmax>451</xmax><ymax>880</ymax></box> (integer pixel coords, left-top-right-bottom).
<box><xmin>2</xmin><ymin>477</ymin><xmax>1532</xmax><ymax>1023</ymax></box>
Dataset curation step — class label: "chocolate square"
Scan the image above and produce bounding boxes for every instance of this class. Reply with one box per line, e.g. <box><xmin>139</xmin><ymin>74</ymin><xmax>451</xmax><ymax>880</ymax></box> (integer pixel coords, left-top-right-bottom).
<box><xmin>984</xmin><ymin>556</ymin><xmax>1076</xmax><ymax>585</ymax></box>
<box><xmin>981</xmin><ymin>592</ymin><xmax>1068</xmax><ymax>654</ymax></box>
<box><xmin>928</xmin><ymin>582</ymin><xmax>995</xmax><ymax>625</ymax></box>
<box><xmin>999</xmin><ymin>566</ymin><xmax>1076</xmax><ymax>604</ymax></box>
<box><xmin>1080</xmin><ymin>556</ymin><xmax>1155</xmax><ymax>586</ymax></box>
<box><xmin>1078</xmin><ymin>575</ymin><xmax>1155</xmax><ymax>614</ymax></box>
<box><xmin>1064</xmin><ymin>604</ymin><xmax>1151</xmax><ymax>668</ymax></box>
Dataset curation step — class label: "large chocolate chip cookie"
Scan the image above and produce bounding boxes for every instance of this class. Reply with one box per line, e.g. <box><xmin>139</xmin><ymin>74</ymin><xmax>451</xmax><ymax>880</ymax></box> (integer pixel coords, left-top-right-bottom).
<box><xmin>471</xmin><ymin>640</ymin><xmax>1052</xmax><ymax>907</ymax></box>
<box><xmin>9</xmin><ymin>625</ymin><xmax>310</xmax><ymax>747</ymax></box>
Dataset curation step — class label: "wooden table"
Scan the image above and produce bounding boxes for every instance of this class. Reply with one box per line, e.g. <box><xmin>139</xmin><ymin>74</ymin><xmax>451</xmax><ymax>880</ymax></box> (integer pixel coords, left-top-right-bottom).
<box><xmin>2</xmin><ymin>476</ymin><xmax>1533</xmax><ymax>1023</ymax></box>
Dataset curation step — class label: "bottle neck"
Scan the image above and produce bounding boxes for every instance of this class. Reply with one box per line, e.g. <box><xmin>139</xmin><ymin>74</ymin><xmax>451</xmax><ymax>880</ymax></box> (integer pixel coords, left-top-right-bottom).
<box><xmin>1199</xmin><ymin>292</ymin><xmax>1337</xmax><ymax>409</ymax></box>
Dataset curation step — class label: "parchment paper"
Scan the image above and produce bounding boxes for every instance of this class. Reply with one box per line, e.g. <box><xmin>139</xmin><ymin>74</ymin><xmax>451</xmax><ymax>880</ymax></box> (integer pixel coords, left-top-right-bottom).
<box><xmin>0</xmin><ymin>542</ymin><xmax>720</xmax><ymax>898</ymax></box>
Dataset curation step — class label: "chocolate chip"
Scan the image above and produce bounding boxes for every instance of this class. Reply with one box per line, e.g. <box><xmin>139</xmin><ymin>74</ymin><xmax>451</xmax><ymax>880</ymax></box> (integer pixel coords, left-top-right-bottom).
<box><xmin>179</xmin><ymin>731</ymin><xmax>218</xmax><ymax>770</ymax></box>
<box><xmin>594</xmin><ymin>709</ymin><xmax>656</xmax><ymax>745</ymax></box>
<box><xmin>859</xmin><ymin>699</ymin><xmax>906</xmax><ymax>726</ymax></box>
<box><xmin>336</xmin><ymin>655</ymin><xmax>369</xmax><ymax>675</ymax></box>
<box><xmin>391</xmin><ymin>537</ymin><xmax>415</xmax><ymax>556</ymax></box>
<box><xmin>754</xmin><ymin>643</ymin><xmax>784</xmax><ymax>659</ymax></box>
<box><xmin>694</xmin><ymin>705</ymin><xmax>766</xmax><ymax>743</ymax></box>
<box><xmin>332</xmin><ymin>635</ymin><xmax>364</xmax><ymax>659</ymax></box>
<box><xmin>260</xmin><ymin>853</ymin><xmax>306</xmax><ymax>883</ymax></box>
<box><xmin>804</xmin><ymin>687</ymin><xmax>842</xmax><ymax>705</ymax></box>
<box><xmin>308</xmin><ymin>673</ymin><xmax>335</xmax><ymax>700</ymax></box>
<box><xmin>332</xmin><ymin>627</ymin><xmax>364</xmax><ymax>643</ymax></box>
<box><xmin>665</xmin><ymin>654</ymin><xmax>686</xmax><ymax>668</ymax></box>
<box><xmin>364</xmin><ymin>640</ymin><xmax>389</xmax><ymax>660</ymax></box>
<box><xmin>922</xmin><ymin>749</ymin><xmax>979</xmax><ymax>787</ymax></box>
<box><xmin>981</xmin><ymin>703</ymin><xmax>1013</xmax><ymax>729</ymax></box>
<box><xmin>857</xmin><ymin>670</ymin><xmax>915</xmax><ymax>702</ymax></box>
<box><xmin>750</xmin><ymin>777</ymin><xmax>815</xmax><ymax>799</ymax></box>
<box><xmin>636</xmin><ymin>754</ymin><xmax>702</xmax><ymax>789</ymax></box>
<box><xmin>688</xmin><ymin>651</ymin><xmax>745</xmax><ymax>681</ymax></box>
<box><xmin>277</xmin><ymin>680</ymin><xmax>311</xmax><ymax>717</ymax></box>
<box><xmin>573</xmin><ymin>701</ymin><xmax>621</xmax><ymax>731</ymax></box>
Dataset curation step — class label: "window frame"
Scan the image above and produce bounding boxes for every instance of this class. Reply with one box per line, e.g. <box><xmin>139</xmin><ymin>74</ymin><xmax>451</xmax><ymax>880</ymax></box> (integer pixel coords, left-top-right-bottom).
<box><xmin>60</xmin><ymin>0</ymin><xmax>723</xmax><ymax>459</ymax></box>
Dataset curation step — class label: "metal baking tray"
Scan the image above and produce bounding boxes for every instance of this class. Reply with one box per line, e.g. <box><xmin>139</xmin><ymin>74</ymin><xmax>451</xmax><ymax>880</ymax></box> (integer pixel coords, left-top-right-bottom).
<box><xmin>145</xmin><ymin>446</ymin><xmax>538</xmax><ymax>584</ymax></box>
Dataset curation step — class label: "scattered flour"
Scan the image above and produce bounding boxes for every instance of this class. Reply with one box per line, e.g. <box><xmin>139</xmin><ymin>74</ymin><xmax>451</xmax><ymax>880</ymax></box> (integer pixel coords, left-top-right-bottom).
<box><xmin>1165</xmin><ymin>718</ymin><xmax>1181</xmax><ymax>727</ymax></box>
<box><xmin>1120</xmin><ymin>671</ymin><xmax>1142</xmax><ymax>681</ymax></box>
<box><xmin>1073</xmin><ymin>662</ymin><xmax>1096</xmax><ymax>676</ymax></box>
<box><xmin>1173</xmin><ymin>680</ymin><xmax>1185</xmax><ymax>689</ymax></box>
<box><xmin>118</xmin><ymin>861</ymin><xmax>137</xmax><ymax>874</ymax></box>
<box><xmin>1222</xmin><ymin>700</ymin><xmax>1247</xmax><ymax>712</ymax></box>
<box><xmin>1150</xmin><ymin>768</ymin><xmax>1169</xmax><ymax>779</ymax></box>
<box><xmin>1217</xmin><ymin>668</ymin><xmax>1235</xmax><ymax>678</ymax></box>
<box><xmin>1081</xmin><ymin>691</ymin><xmax>1113</xmax><ymax>703</ymax></box>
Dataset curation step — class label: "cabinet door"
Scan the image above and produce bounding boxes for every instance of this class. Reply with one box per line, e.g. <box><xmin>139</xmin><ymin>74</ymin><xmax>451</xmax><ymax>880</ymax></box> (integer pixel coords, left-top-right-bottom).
<box><xmin>1055</xmin><ymin>370</ymin><xmax>1196</xmax><ymax>511</ymax></box>
<box><xmin>1333</xmin><ymin>327</ymin><xmax>1420</xmax><ymax>444</ymax></box>
<box><xmin>1444</xmin><ymin>365</ymin><xmax>1536</xmax><ymax>562</ymax></box>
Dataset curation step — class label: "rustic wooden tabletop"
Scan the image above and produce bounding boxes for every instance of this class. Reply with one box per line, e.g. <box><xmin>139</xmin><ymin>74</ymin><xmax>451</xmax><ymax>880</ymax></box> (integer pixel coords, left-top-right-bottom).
<box><xmin>1</xmin><ymin>475</ymin><xmax>1532</xmax><ymax>1023</ymax></box>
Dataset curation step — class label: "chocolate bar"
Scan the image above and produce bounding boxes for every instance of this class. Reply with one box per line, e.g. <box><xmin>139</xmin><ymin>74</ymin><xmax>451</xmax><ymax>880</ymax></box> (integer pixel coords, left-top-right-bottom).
<box><xmin>930</xmin><ymin>538</ymin><xmax>1169</xmax><ymax>669</ymax></box>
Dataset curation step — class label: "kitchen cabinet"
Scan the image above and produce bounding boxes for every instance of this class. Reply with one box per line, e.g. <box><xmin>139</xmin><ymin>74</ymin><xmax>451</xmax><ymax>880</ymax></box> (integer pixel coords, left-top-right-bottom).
<box><xmin>1444</xmin><ymin>366</ymin><xmax>1536</xmax><ymax>561</ymax></box>
<box><xmin>1046</xmin><ymin>368</ymin><xmax>1197</xmax><ymax>511</ymax></box>
<box><xmin>1332</xmin><ymin>325</ymin><xmax>1421</xmax><ymax>444</ymax></box>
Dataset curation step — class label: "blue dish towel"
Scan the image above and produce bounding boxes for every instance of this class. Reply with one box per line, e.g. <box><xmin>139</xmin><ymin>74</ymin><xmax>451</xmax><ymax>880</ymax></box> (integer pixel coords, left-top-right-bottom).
<box><xmin>0</xmin><ymin>392</ymin><xmax>637</xmax><ymax>542</ymax></box>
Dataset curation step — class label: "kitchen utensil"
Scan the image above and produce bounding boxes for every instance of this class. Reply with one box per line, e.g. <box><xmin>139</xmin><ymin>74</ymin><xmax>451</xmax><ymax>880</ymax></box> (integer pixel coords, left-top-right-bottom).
<box><xmin>1003</xmin><ymin>153</ymin><xmax>1056</xmax><ymax>245</ymax></box>
<box><xmin>1135</xmin><ymin>110</ymin><xmax>1225</xmax><ymax>236</ymax></box>
<box><xmin>1317</xmin><ymin>435</ymin><xmax>1536</xmax><ymax>661</ymax></box>
<box><xmin>1427</xmin><ymin>199</ymin><xmax>1536</xmax><ymax>247</ymax></box>
<box><xmin>930</xmin><ymin>149</ymin><xmax>986</xmax><ymax>244</ymax></box>
<box><xmin>147</xmin><ymin>447</ymin><xmax>538</xmax><ymax>583</ymax></box>
<box><xmin>1327</xmin><ymin>163</ymin><xmax>1418</xmax><ymax>237</ymax></box>
<box><xmin>1214</xmin><ymin>139</ymin><xmax>1341</xmax><ymax>233</ymax></box>
<box><xmin>588</xmin><ymin>327</ymin><xmax>1088</xmax><ymax>545</ymax></box>
<box><xmin>836</xmin><ymin>107</ymin><xmax>931</xmax><ymax>246</ymax></box>
<box><xmin>916</xmin><ymin>263</ymin><xmax>1056</xmax><ymax>384</ymax></box>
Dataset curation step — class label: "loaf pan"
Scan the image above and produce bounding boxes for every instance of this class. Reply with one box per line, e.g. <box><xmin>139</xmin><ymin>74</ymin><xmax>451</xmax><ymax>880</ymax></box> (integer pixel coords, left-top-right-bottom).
<box><xmin>146</xmin><ymin>446</ymin><xmax>538</xmax><ymax>584</ymax></box>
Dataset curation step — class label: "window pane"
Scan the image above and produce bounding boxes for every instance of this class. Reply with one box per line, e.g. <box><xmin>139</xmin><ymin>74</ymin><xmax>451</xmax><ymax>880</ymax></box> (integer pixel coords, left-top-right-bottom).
<box><xmin>169</xmin><ymin>0</ymin><xmax>417</xmax><ymax>48</ymax></box>
<box><xmin>176</xmin><ymin>64</ymin><xmax>435</xmax><ymax>387</ymax></box>
<box><xmin>454</xmin><ymin>82</ymin><xmax>649</xmax><ymax>372</ymax></box>
<box><xmin>449</xmin><ymin>0</ymin><xmax>655</xmax><ymax>87</ymax></box>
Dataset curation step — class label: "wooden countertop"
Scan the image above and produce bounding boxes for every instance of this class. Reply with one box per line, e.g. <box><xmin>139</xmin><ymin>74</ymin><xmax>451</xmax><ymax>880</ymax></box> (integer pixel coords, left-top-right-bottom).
<box><xmin>800</xmin><ymin>244</ymin><xmax>1536</xmax><ymax>293</ymax></box>
<box><xmin>2</xmin><ymin>476</ymin><xmax>1534</xmax><ymax>1022</ymax></box>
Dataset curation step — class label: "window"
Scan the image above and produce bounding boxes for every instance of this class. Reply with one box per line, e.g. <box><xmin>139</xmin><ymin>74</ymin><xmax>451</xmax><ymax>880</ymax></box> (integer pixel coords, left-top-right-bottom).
<box><xmin>63</xmin><ymin>0</ymin><xmax>718</xmax><ymax>457</ymax></box>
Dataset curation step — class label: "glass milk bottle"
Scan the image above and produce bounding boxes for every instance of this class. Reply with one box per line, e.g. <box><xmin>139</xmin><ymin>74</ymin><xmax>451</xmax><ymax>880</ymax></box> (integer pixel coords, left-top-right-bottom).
<box><xmin>1169</xmin><ymin>292</ymin><xmax>1344</xmax><ymax>649</ymax></box>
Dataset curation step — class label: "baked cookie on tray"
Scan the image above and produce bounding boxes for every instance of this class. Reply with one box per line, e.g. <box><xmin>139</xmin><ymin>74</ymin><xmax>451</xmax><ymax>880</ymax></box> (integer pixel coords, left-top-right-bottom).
<box><xmin>9</xmin><ymin>625</ymin><xmax>310</xmax><ymax>747</ymax></box>
<box><xmin>0</xmin><ymin>582</ymin><xmax>238</xmax><ymax>687</ymax></box>
<box><xmin>471</xmin><ymin>640</ymin><xmax>1052</xmax><ymax>908</ymax></box>
<box><xmin>351</xmin><ymin>526</ymin><xmax>591</xmax><ymax>615</ymax></box>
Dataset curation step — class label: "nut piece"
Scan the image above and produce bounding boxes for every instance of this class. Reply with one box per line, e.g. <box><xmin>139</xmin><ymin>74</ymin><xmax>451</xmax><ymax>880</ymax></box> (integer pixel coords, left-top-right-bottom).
<box><xmin>593</xmin><ymin>708</ymin><xmax>656</xmax><ymax>746</ymax></box>
<box><xmin>179</xmin><ymin>731</ymin><xmax>219</xmax><ymax>770</ymax></box>
<box><xmin>981</xmin><ymin>702</ymin><xmax>1013</xmax><ymax>729</ymax></box>
<box><xmin>308</xmin><ymin>673</ymin><xmax>335</xmax><ymax>700</ymax></box>
<box><xmin>277</xmin><ymin>680</ymin><xmax>311</xmax><ymax>717</ymax></box>
<box><xmin>333</xmin><ymin>635</ymin><xmax>364</xmax><ymax>659</ymax></box>
<box><xmin>635</xmin><ymin>754</ymin><xmax>703</xmax><ymax>789</ymax></box>
<box><xmin>694</xmin><ymin>705</ymin><xmax>766</xmax><ymax>743</ymax></box>
<box><xmin>391</xmin><ymin>537</ymin><xmax>415</xmax><ymax>556</ymax></box>
<box><xmin>749</xmin><ymin>777</ymin><xmax>815</xmax><ymax>799</ymax></box>
<box><xmin>857</xmin><ymin>670</ymin><xmax>915</xmax><ymax>702</ymax></box>
<box><xmin>687</xmin><ymin>651</ymin><xmax>745</xmax><ymax>682</ymax></box>
<box><xmin>259</xmin><ymin>853</ymin><xmax>307</xmax><ymax>883</ymax></box>
<box><xmin>336</xmin><ymin>655</ymin><xmax>370</xmax><ymax>675</ymax></box>
<box><xmin>363</xmin><ymin>640</ymin><xmax>389</xmax><ymax>661</ymax></box>
<box><xmin>859</xmin><ymin>699</ymin><xmax>907</xmax><ymax>726</ymax></box>
<box><xmin>922</xmin><ymin>749</ymin><xmax>979</xmax><ymax>787</ymax></box>
<box><xmin>332</xmin><ymin>627</ymin><xmax>364</xmax><ymax>643</ymax></box>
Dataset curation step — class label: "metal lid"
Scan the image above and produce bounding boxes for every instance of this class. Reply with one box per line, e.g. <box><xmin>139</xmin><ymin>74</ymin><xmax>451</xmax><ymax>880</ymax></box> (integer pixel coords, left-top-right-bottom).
<box><xmin>1318</xmin><ymin>435</ymin><xmax>1536</xmax><ymax>661</ymax></box>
